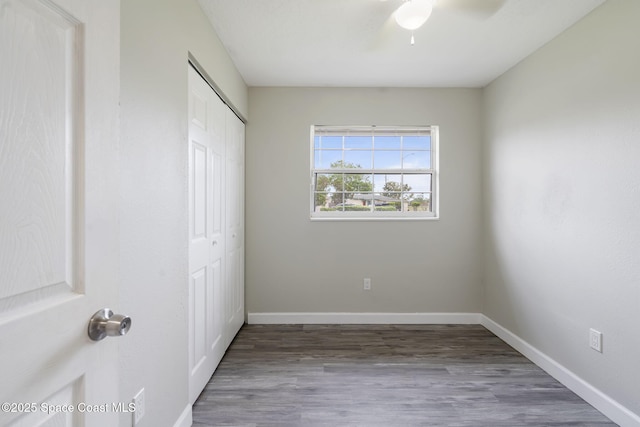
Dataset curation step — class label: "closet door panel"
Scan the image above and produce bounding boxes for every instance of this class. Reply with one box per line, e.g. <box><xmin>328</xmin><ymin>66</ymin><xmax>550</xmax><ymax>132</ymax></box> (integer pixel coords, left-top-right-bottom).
<box><xmin>224</xmin><ymin>110</ymin><xmax>245</xmax><ymax>345</ymax></box>
<box><xmin>187</xmin><ymin>66</ymin><xmax>226</xmax><ymax>404</ymax></box>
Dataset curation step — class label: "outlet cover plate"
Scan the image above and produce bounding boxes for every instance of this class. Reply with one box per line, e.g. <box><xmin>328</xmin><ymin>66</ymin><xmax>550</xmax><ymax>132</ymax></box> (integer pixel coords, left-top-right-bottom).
<box><xmin>589</xmin><ymin>329</ymin><xmax>602</xmax><ymax>353</ymax></box>
<box><xmin>133</xmin><ymin>388</ymin><xmax>145</xmax><ymax>425</ymax></box>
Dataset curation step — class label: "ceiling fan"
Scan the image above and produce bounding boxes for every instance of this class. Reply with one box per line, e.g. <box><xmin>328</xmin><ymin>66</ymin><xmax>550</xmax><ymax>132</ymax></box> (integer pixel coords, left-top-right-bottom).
<box><xmin>388</xmin><ymin>0</ymin><xmax>506</xmax><ymax>44</ymax></box>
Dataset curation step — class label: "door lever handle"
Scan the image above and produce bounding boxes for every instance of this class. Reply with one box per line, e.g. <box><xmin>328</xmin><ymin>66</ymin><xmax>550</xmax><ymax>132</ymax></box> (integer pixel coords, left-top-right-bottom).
<box><xmin>88</xmin><ymin>308</ymin><xmax>132</xmax><ymax>341</ymax></box>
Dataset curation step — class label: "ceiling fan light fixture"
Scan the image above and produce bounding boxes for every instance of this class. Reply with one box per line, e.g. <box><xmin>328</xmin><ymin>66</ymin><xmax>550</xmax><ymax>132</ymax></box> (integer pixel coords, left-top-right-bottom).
<box><xmin>394</xmin><ymin>0</ymin><xmax>434</xmax><ymax>31</ymax></box>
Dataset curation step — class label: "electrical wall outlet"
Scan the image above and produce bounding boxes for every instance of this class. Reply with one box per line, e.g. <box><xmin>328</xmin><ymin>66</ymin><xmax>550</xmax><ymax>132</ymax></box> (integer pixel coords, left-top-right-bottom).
<box><xmin>363</xmin><ymin>278</ymin><xmax>371</xmax><ymax>291</ymax></box>
<box><xmin>589</xmin><ymin>329</ymin><xmax>603</xmax><ymax>353</ymax></box>
<box><xmin>133</xmin><ymin>388</ymin><xmax>145</xmax><ymax>425</ymax></box>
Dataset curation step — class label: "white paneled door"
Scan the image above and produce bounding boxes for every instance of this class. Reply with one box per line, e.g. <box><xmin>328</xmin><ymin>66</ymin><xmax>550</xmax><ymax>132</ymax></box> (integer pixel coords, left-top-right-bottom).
<box><xmin>225</xmin><ymin>109</ymin><xmax>245</xmax><ymax>347</ymax></box>
<box><xmin>0</xmin><ymin>0</ymin><xmax>121</xmax><ymax>426</ymax></box>
<box><xmin>188</xmin><ymin>66</ymin><xmax>226</xmax><ymax>404</ymax></box>
<box><xmin>188</xmin><ymin>65</ymin><xmax>245</xmax><ymax>403</ymax></box>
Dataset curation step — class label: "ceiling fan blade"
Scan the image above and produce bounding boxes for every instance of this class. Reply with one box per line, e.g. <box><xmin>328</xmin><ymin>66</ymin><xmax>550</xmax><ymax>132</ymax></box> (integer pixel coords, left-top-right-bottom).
<box><xmin>436</xmin><ymin>0</ymin><xmax>506</xmax><ymax>18</ymax></box>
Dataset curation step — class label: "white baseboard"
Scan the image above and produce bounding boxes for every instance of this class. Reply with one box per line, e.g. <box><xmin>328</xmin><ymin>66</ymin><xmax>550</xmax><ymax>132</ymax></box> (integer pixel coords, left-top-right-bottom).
<box><xmin>247</xmin><ymin>312</ymin><xmax>482</xmax><ymax>325</ymax></box>
<box><xmin>481</xmin><ymin>315</ymin><xmax>640</xmax><ymax>427</ymax></box>
<box><xmin>173</xmin><ymin>404</ymin><xmax>192</xmax><ymax>427</ymax></box>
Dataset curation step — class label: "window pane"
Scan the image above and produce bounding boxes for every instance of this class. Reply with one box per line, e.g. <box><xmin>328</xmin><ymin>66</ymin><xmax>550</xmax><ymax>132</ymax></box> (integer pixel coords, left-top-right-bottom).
<box><xmin>352</xmin><ymin>192</ymin><xmax>373</xmax><ymax>207</ymax></box>
<box><xmin>315</xmin><ymin>150</ymin><xmax>342</xmax><ymax>169</ymax></box>
<box><xmin>373</xmin><ymin>174</ymin><xmax>402</xmax><ymax>192</ymax></box>
<box><xmin>373</xmin><ymin>193</ymin><xmax>402</xmax><ymax>211</ymax></box>
<box><xmin>405</xmin><ymin>193</ymin><xmax>431</xmax><ymax>212</ymax></box>
<box><xmin>344</xmin><ymin>150</ymin><xmax>372</xmax><ymax>168</ymax></box>
<box><xmin>403</xmin><ymin>174</ymin><xmax>431</xmax><ymax>192</ymax></box>
<box><xmin>402</xmin><ymin>151</ymin><xmax>431</xmax><ymax>169</ymax></box>
<box><xmin>375</xmin><ymin>136</ymin><xmax>401</xmax><ymax>150</ymax></box>
<box><xmin>315</xmin><ymin>135</ymin><xmax>342</xmax><ymax>149</ymax></box>
<box><xmin>342</xmin><ymin>173</ymin><xmax>372</xmax><ymax>193</ymax></box>
<box><xmin>373</xmin><ymin>150</ymin><xmax>402</xmax><ymax>169</ymax></box>
<box><xmin>332</xmin><ymin>192</ymin><xmax>346</xmax><ymax>207</ymax></box>
<box><xmin>314</xmin><ymin>173</ymin><xmax>333</xmax><ymax>191</ymax></box>
<box><xmin>330</xmin><ymin>195</ymin><xmax>370</xmax><ymax>212</ymax></box>
<box><xmin>328</xmin><ymin>172</ymin><xmax>372</xmax><ymax>194</ymax></box>
<box><xmin>403</xmin><ymin>135</ymin><xmax>431</xmax><ymax>150</ymax></box>
<box><xmin>344</xmin><ymin>135</ymin><xmax>372</xmax><ymax>149</ymax></box>
<box><xmin>314</xmin><ymin>192</ymin><xmax>330</xmax><ymax>211</ymax></box>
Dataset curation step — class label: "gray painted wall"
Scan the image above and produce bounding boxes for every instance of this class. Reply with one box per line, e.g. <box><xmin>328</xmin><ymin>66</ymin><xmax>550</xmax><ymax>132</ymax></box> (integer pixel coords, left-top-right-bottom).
<box><xmin>114</xmin><ymin>0</ymin><xmax>640</xmax><ymax>423</ymax></box>
<box><xmin>119</xmin><ymin>0</ymin><xmax>247</xmax><ymax>425</ymax></box>
<box><xmin>483</xmin><ymin>0</ymin><xmax>640</xmax><ymax>417</ymax></box>
<box><xmin>246</xmin><ymin>88</ymin><xmax>483</xmax><ymax>314</ymax></box>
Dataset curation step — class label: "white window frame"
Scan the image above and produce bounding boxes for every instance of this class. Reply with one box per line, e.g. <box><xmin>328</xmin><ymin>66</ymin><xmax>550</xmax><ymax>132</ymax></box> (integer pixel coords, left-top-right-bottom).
<box><xmin>310</xmin><ymin>125</ymin><xmax>439</xmax><ymax>221</ymax></box>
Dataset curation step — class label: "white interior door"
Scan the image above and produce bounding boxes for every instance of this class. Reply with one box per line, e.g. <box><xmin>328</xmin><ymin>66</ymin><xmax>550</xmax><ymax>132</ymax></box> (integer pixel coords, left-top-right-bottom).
<box><xmin>225</xmin><ymin>111</ymin><xmax>245</xmax><ymax>346</ymax></box>
<box><xmin>0</xmin><ymin>0</ymin><xmax>121</xmax><ymax>426</ymax></box>
<box><xmin>188</xmin><ymin>66</ymin><xmax>226</xmax><ymax>404</ymax></box>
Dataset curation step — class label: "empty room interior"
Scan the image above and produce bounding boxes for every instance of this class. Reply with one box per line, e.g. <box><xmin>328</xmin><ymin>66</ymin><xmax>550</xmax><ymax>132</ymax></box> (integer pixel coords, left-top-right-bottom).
<box><xmin>1</xmin><ymin>0</ymin><xmax>639</xmax><ymax>426</ymax></box>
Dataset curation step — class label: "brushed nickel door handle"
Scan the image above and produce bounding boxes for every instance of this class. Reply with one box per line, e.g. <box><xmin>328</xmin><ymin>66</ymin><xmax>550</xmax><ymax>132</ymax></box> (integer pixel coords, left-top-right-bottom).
<box><xmin>88</xmin><ymin>308</ymin><xmax>132</xmax><ymax>341</ymax></box>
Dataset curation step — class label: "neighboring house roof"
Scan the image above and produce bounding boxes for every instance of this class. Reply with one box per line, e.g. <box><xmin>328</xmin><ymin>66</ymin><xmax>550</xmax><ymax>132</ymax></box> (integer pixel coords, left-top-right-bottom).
<box><xmin>352</xmin><ymin>193</ymin><xmax>398</xmax><ymax>202</ymax></box>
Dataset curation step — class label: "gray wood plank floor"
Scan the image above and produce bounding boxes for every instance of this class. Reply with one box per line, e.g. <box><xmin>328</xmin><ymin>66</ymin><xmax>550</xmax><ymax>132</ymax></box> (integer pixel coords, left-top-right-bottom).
<box><xmin>192</xmin><ymin>324</ymin><xmax>616</xmax><ymax>426</ymax></box>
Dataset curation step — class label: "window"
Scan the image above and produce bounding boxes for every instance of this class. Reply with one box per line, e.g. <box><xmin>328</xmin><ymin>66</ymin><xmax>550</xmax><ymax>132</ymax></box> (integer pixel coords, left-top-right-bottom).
<box><xmin>311</xmin><ymin>125</ymin><xmax>438</xmax><ymax>220</ymax></box>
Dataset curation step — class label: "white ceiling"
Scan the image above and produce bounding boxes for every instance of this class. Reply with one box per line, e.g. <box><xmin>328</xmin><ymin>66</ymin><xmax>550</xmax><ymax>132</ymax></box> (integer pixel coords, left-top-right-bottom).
<box><xmin>198</xmin><ymin>0</ymin><xmax>605</xmax><ymax>88</ymax></box>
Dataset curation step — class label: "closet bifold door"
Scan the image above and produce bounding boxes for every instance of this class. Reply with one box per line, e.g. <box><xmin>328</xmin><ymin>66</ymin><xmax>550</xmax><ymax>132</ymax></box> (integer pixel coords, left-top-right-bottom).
<box><xmin>224</xmin><ymin>108</ymin><xmax>245</xmax><ymax>348</ymax></box>
<box><xmin>187</xmin><ymin>65</ymin><xmax>226</xmax><ymax>404</ymax></box>
<box><xmin>187</xmin><ymin>64</ymin><xmax>245</xmax><ymax>403</ymax></box>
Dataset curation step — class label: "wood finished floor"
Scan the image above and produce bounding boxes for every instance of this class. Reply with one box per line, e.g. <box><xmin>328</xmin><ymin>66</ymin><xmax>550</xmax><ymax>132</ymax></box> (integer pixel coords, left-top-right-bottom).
<box><xmin>192</xmin><ymin>324</ymin><xmax>616</xmax><ymax>427</ymax></box>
